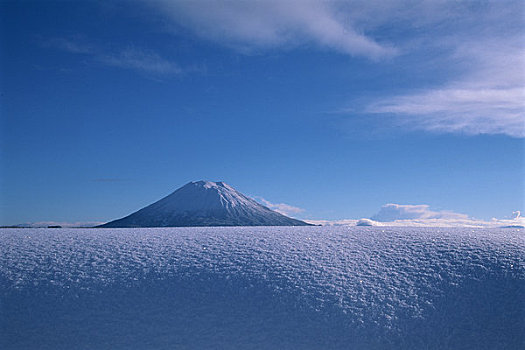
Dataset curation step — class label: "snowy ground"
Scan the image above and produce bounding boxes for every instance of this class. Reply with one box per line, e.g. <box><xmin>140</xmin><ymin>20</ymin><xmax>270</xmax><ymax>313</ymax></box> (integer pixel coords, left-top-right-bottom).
<box><xmin>1</xmin><ymin>227</ymin><xmax>523</xmax><ymax>349</ymax></box>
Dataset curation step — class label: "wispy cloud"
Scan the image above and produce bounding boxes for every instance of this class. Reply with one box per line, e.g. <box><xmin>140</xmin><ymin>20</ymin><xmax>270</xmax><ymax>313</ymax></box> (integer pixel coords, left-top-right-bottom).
<box><xmin>306</xmin><ymin>204</ymin><xmax>525</xmax><ymax>228</ymax></box>
<box><xmin>257</xmin><ymin>197</ymin><xmax>304</xmax><ymax>217</ymax></box>
<box><xmin>146</xmin><ymin>0</ymin><xmax>396</xmax><ymax>59</ymax></box>
<box><xmin>146</xmin><ymin>0</ymin><xmax>522</xmax><ymax>136</ymax></box>
<box><xmin>97</xmin><ymin>48</ymin><xmax>182</xmax><ymax>75</ymax></box>
<box><xmin>45</xmin><ymin>2</ymin><xmax>525</xmax><ymax>136</ymax></box>
<box><xmin>44</xmin><ymin>37</ymin><xmax>95</xmax><ymax>54</ymax></box>
<box><xmin>316</xmin><ymin>0</ymin><xmax>525</xmax><ymax>138</ymax></box>
<box><xmin>366</xmin><ymin>43</ymin><xmax>525</xmax><ymax>137</ymax></box>
<box><xmin>44</xmin><ymin>38</ymin><xmax>182</xmax><ymax>76</ymax></box>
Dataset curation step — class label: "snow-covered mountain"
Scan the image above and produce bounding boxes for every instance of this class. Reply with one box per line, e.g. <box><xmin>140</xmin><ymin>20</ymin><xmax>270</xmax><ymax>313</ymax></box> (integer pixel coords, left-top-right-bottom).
<box><xmin>99</xmin><ymin>181</ymin><xmax>311</xmax><ymax>227</ymax></box>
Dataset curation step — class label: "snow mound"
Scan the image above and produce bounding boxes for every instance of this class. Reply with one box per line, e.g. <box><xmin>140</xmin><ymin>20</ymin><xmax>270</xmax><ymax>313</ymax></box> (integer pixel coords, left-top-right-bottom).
<box><xmin>1</xmin><ymin>227</ymin><xmax>523</xmax><ymax>349</ymax></box>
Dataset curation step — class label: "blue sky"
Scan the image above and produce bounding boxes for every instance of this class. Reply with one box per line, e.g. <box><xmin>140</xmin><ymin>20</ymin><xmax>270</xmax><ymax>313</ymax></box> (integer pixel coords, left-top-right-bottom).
<box><xmin>1</xmin><ymin>0</ymin><xmax>524</xmax><ymax>226</ymax></box>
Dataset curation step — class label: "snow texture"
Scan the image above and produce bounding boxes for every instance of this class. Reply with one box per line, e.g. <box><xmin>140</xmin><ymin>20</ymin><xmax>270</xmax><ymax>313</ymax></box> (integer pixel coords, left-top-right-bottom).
<box><xmin>1</xmin><ymin>227</ymin><xmax>523</xmax><ymax>349</ymax></box>
<box><xmin>99</xmin><ymin>181</ymin><xmax>310</xmax><ymax>227</ymax></box>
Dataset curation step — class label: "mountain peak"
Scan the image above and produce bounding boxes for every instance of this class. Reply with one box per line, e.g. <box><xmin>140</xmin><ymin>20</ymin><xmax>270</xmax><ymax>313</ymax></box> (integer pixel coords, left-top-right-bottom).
<box><xmin>99</xmin><ymin>181</ymin><xmax>311</xmax><ymax>227</ymax></box>
<box><xmin>188</xmin><ymin>180</ymin><xmax>231</xmax><ymax>190</ymax></box>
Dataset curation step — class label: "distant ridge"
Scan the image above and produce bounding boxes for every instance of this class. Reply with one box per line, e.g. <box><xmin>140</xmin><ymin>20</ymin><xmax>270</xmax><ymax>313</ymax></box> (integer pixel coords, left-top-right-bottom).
<box><xmin>98</xmin><ymin>181</ymin><xmax>312</xmax><ymax>227</ymax></box>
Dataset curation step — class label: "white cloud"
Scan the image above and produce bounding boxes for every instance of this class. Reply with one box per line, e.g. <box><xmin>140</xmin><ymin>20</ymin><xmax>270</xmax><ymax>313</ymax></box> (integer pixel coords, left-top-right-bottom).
<box><xmin>257</xmin><ymin>197</ymin><xmax>304</xmax><ymax>217</ymax></box>
<box><xmin>366</xmin><ymin>43</ymin><xmax>525</xmax><ymax>137</ymax></box>
<box><xmin>354</xmin><ymin>0</ymin><xmax>525</xmax><ymax>138</ymax></box>
<box><xmin>44</xmin><ymin>37</ymin><xmax>95</xmax><ymax>54</ymax></box>
<box><xmin>305</xmin><ymin>204</ymin><xmax>525</xmax><ymax>228</ymax></box>
<box><xmin>286</xmin><ymin>0</ymin><xmax>525</xmax><ymax>137</ymax></box>
<box><xmin>356</xmin><ymin>218</ymin><xmax>378</xmax><ymax>226</ymax></box>
<box><xmin>47</xmin><ymin>2</ymin><xmax>525</xmax><ymax>136</ymax></box>
<box><xmin>371</xmin><ymin>203</ymin><xmax>468</xmax><ymax>222</ymax></box>
<box><xmin>147</xmin><ymin>0</ymin><xmax>396</xmax><ymax>59</ymax></box>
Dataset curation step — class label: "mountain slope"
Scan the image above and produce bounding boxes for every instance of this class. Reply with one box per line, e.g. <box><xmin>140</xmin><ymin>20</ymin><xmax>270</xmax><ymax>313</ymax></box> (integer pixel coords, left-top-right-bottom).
<box><xmin>98</xmin><ymin>181</ymin><xmax>311</xmax><ymax>227</ymax></box>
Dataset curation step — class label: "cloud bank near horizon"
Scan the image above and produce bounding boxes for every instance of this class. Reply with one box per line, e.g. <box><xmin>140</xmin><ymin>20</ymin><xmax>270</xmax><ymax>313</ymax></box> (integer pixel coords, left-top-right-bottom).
<box><xmin>371</xmin><ymin>203</ymin><xmax>468</xmax><ymax>222</ymax></box>
<box><xmin>306</xmin><ymin>204</ymin><xmax>524</xmax><ymax>228</ymax></box>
